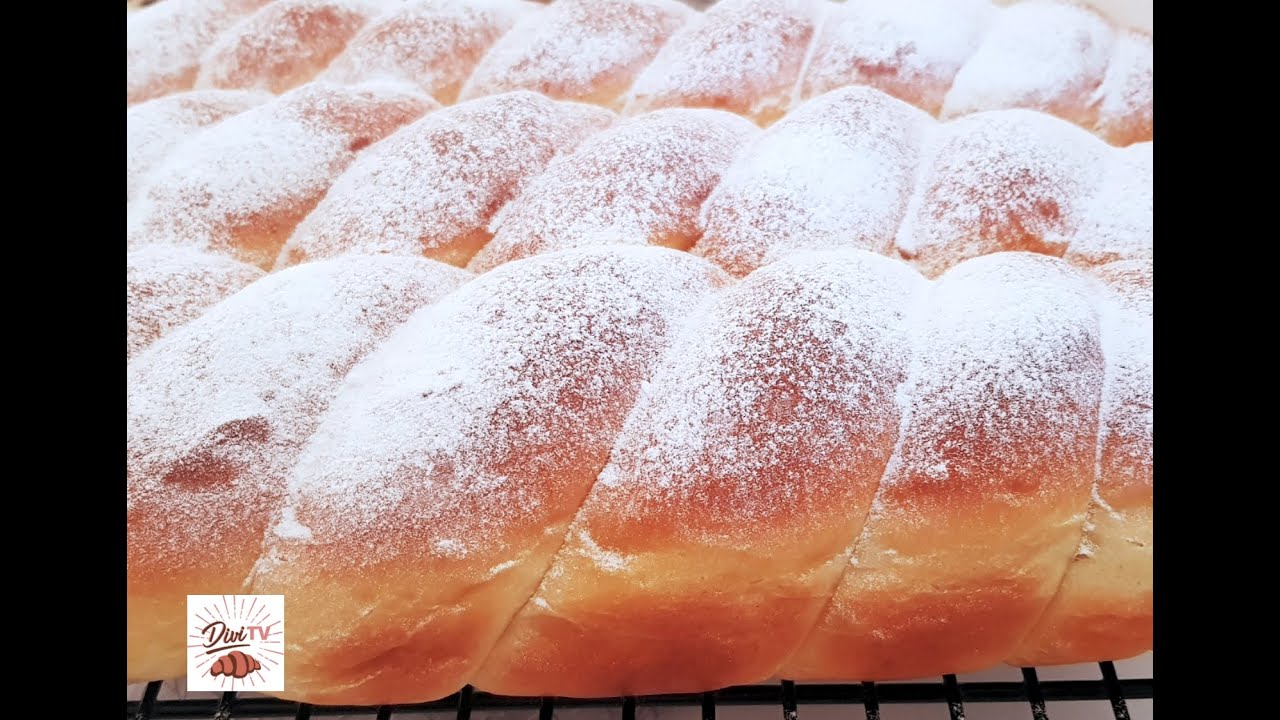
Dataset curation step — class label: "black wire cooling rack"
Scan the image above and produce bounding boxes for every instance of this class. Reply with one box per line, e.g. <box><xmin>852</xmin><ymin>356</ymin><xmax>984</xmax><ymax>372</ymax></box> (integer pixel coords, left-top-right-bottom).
<box><xmin>127</xmin><ymin>661</ymin><xmax>1152</xmax><ymax>720</ymax></box>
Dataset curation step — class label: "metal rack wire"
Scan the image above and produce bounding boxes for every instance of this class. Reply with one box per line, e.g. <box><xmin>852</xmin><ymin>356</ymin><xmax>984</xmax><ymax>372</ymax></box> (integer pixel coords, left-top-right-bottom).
<box><xmin>127</xmin><ymin>661</ymin><xmax>1152</xmax><ymax>720</ymax></box>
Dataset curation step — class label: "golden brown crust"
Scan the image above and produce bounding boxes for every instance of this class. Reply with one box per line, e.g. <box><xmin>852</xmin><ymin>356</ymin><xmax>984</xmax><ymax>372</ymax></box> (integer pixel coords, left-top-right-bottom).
<box><xmin>248</xmin><ymin>248</ymin><xmax>731</xmax><ymax>703</ymax></box>
<box><xmin>195</xmin><ymin>1</ymin><xmax>378</xmax><ymax>95</ymax></box>
<box><xmin>783</xmin><ymin>253</ymin><xmax>1106</xmax><ymax>681</ymax></box>
<box><xmin>1006</xmin><ymin>511</ymin><xmax>1152</xmax><ymax>666</ymax></box>
<box><xmin>127</xmin><ymin>0</ymin><xmax>1152</xmax><ymax>143</ymax></box>
<box><xmin>479</xmin><ymin>252</ymin><xmax>920</xmax><ymax>694</ymax></box>
<box><xmin>125</xmin><ymin>82</ymin><xmax>437</xmax><ymax>269</ymax></box>
<box><xmin>128</xmin><ymin>246</ymin><xmax>1152</xmax><ymax>701</ymax></box>
<box><xmin>126</xmin><ymin>0</ymin><xmax>1153</xmax><ymax>699</ymax></box>
<box><xmin>126</xmin><ymin>256</ymin><xmax>471</xmax><ymax>685</ymax></box>
<box><xmin>1005</xmin><ymin>258</ymin><xmax>1153</xmax><ymax>666</ymax></box>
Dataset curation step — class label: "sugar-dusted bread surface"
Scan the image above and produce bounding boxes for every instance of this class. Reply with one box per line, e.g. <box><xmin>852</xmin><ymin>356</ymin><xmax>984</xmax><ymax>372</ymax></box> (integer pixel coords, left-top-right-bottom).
<box><xmin>127</xmin><ymin>82</ymin><xmax>1149</xmax><ymax>284</ymax></box>
<box><xmin>127</xmin><ymin>88</ymin><xmax>270</xmax><ymax>203</ymax></box>
<box><xmin>127</xmin><ymin>245</ymin><xmax>1153</xmax><ymax>699</ymax></box>
<box><xmin>194</xmin><ymin>0</ymin><xmax>388</xmax><ymax>95</ymax></box>
<box><xmin>127</xmin><ymin>0</ymin><xmax>273</xmax><ymax>104</ymax></box>
<box><xmin>127</xmin><ymin>255</ymin><xmax>470</xmax><ymax>684</ymax></box>
<box><xmin>127</xmin><ymin>81</ymin><xmax>436</xmax><ymax>269</ymax></box>
<box><xmin>471</xmin><ymin>107</ymin><xmax>758</xmax><ymax>273</ymax></box>
<box><xmin>126</xmin><ymin>0</ymin><xmax>1154</xmax><ymax>702</ymax></box>
<box><xmin>277</xmin><ymin>91</ymin><xmax>614</xmax><ymax>268</ymax></box>
<box><xmin>127</xmin><ymin>0</ymin><xmax>1153</xmax><ymax>145</ymax></box>
<box><xmin>126</xmin><ymin>245</ymin><xmax>265</xmax><ymax>358</ymax></box>
<box><xmin>460</xmin><ymin>0</ymin><xmax>693</xmax><ymax>108</ymax></box>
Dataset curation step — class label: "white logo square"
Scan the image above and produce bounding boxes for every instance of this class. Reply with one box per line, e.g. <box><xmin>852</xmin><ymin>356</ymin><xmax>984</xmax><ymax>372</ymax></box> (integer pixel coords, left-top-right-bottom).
<box><xmin>187</xmin><ymin>595</ymin><xmax>285</xmax><ymax>692</ymax></box>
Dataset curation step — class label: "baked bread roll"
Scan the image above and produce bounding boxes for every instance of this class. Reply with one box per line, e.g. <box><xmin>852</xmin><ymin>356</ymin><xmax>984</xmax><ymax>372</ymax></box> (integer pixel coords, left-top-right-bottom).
<box><xmin>129</xmin><ymin>84</ymin><xmax>1151</xmax><ymax>280</ymax></box>
<box><xmin>126</xmin><ymin>0</ymin><xmax>1153</xmax><ymax>144</ymax></box>
<box><xmin>193</xmin><ymin>0</ymin><xmax>389</xmax><ymax>95</ymax></box>
<box><xmin>126</xmin><ymin>246</ymin><xmax>264</xmax><ymax>357</ymax></box>
<box><xmin>126</xmin><ymin>88</ymin><xmax>270</xmax><ymax>202</ymax></box>
<box><xmin>127</xmin><ymin>255</ymin><xmax>470</xmax><ymax>684</ymax></box>
<box><xmin>127</xmin><ymin>0</ymin><xmax>273</xmax><ymax>104</ymax></box>
<box><xmin>126</xmin><ymin>0</ymin><xmax>1153</xmax><ymax>705</ymax></box>
<box><xmin>126</xmin><ymin>81</ymin><xmax>436</xmax><ymax>269</ymax></box>
<box><xmin>277</xmin><ymin>91</ymin><xmax>614</xmax><ymax>267</ymax></box>
<box><xmin>127</xmin><ymin>245</ymin><xmax>1152</xmax><ymax>703</ymax></box>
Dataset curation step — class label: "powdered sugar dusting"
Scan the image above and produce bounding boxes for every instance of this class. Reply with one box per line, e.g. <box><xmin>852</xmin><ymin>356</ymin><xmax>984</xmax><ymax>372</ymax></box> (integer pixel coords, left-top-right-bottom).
<box><xmin>1065</xmin><ymin>141</ymin><xmax>1152</xmax><ymax>266</ymax></box>
<box><xmin>574</xmin><ymin>530</ymin><xmax>631</xmax><ymax>572</ymax></box>
<box><xmin>895</xmin><ymin>109</ymin><xmax>1107</xmax><ymax>278</ymax></box>
<box><xmin>823</xmin><ymin>254</ymin><xmax>1105</xmax><ymax>634</ymax></box>
<box><xmin>127</xmin><ymin>81</ymin><xmax>435</xmax><ymax>269</ymax></box>
<box><xmin>1090</xmin><ymin>258</ymin><xmax>1153</xmax><ymax>492</ymax></box>
<box><xmin>460</xmin><ymin>0</ymin><xmax>692</xmax><ymax>108</ymax></box>
<box><xmin>279</xmin><ymin>91</ymin><xmax>615</xmax><ymax>268</ymax></box>
<box><xmin>127</xmin><ymin>0</ymin><xmax>271</xmax><ymax>105</ymax></box>
<box><xmin>127</xmin><ymin>0</ymin><xmax>1151</xmax><ymax>146</ymax></box>
<box><xmin>195</xmin><ymin>0</ymin><xmax>385</xmax><ymax>94</ymax></box>
<box><xmin>878</xmin><ymin>252</ymin><xmax>1104</xmax><ymax>498</ymax></box>
<box><xmin>322</xmin><ymin>0</ymin><xmax>531</xmax><ymax>104</ymax></box>
<box><xmin>1091</xmin><ymin>30</ymin><xmax>1153</xmax><ymax>146</ymax></box>
<box><xmin>591</xmin><ymin>250</ymin><xmax>924</xmax><ymax>547</ymax></box>
<box><xmin>274</xmin><ymin>506</ymin><xmax>315</xmax><ymax>541</ymax></box>
<box><xmin>127</xmin><ymin>245</ymin><xmax>265</xmax><ymax>358</ymax></box>
<box><xmin>943</xmin><ymin>0</ymin><xmax>1113</xmax><ymax>125</ymax></box>
<box><xmin>268</xmin><ymin>246</ymin><xmax>728</xmax><ymax>567</ymax></box>
<box><xmin>128</xmin><ymin>255</ymin><xmax>470</xmax><ymax>574</ymax></box>
<box><xmin>624</xmin><ymin>0</ymin><xmax>822</xmax><ymax>124</ymax></box>
<box><xmin>696</xmin><ymin>86</ymin><xmax>933</xmax><ymax>277</ymax></box>
<box><xmin>127</xmin><ymin>88</ymin><xmax>270</xmax><ymax>204</ymax></box>
<box><xmin>470</xmin><ymin>108</ymin><xmax>756</xmax><ymax>273</ymax></box>
<box><xmin>800</xmin><ymin>0</ymin><xmax>995</xmax><ymax>114</ymax></box>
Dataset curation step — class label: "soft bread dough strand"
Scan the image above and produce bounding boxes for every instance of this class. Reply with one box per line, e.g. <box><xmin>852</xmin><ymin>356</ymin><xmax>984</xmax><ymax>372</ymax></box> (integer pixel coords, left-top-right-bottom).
<box><xmin>695</xmin><ymin>86</ymin><xmax>933</xmax><ymax>277</ymax></box>
<box><xmin>321</xmin><ymin>0</ymin><xmax>533</xmax><ymax>103</ymax></box>
<box><xmin>277</xmin><ymin>91</ymin><xmax>614</xmax><ymax>268</ymax></box>
<box><xmin>893</xmin><ymin>109</ymin><xmax>1108</xmax><ymax>278</ymax></box>
<box><xmin>126</xmin><ymin>81</ymin><xmax>437</xmax><ymax>269</ymax></box>
<box><xmin>798</xmin><ymin>0</ymin><xmax>996</xmax><ymax>115</ymax></box>
<box><xmin>476</xmin><ymin>251</ymin><xmax>925</xmax><ymax>696</ymax></box>
<box><xmin>194</xmin><ymin>0</ymin><xmax>388</xmax><ymax>95</ymax></box>
<box><xmin>1065</xmin><ymin>142</ymin><xmax>1153</xmax><ymax>267</ymax></box>
<box><xmin>251</xmin><ymin>247</ymin><xmax>730</xmax><ymax>704</ymax></box>
<box><xmin>126</xmin><ymin>0</ymin><xmax>272</xmax><ymax>105</ymax></box>
<box><xmin>460</xmin><ymin>0</ymin><xmax>693</xmax><ymax>109</ymax></box>
<box><xmin>782</xmin><ymin>252</ymin><xmax>1105</xmax><ymax>680</ymax></box>
<box><xmin>470</xmin><ymin>107</ymin><xmax>759</xmax><ymax>274</ymax></box>
<box><xmin>1005</xmin><ymin>257</ymin><xmax>1153</xmax><ymax>665</ymax></box>
<box><xmin>126</xmin><ymin>246</ymin><xmax>265</xmax><ymax>358</ymax></box>
<box><xmin>130</xmin><ymin>0</ymin><xmax>1152</xmax><ymax>143</ymax></box>
<box><xmin>624</xmin><ymin>0</ymin><xmax>823</xmax><ymax>125</ymax></box>
<box><xmin>126</xmin><ymin>89</ymin><xmax>271</xmax><ymax>204</ymax></box>
<box><xmin>127</xmin><ymin>255</ymin><xmax>470</xmax><ymax>685</ymax></box>
<box><xmin>942</xmin><ymin>0</ymin><xmax>1114</xmax><ymax>129</ymax></box>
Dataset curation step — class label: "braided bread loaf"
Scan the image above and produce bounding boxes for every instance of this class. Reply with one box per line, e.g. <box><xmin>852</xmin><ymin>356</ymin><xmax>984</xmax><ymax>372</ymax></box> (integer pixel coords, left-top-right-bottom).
<box><xmin>128</xmin><ymin>245</ymin><xmax>1152</xmax><ymax>703</ymax></box>
<box><xmin>128</xmin><ymin>85</ymin><xmax>1151</xmax><ymax>280</ymax></box>
<box><xmin>126</xmin><ymin>0</ymin><xmax>1153</xmax><ymax>144</ymax></box>
<box><xmin>126</xmin><ymin>0</ymin><xmax>1153</xmax><ymax>705</ymax></box>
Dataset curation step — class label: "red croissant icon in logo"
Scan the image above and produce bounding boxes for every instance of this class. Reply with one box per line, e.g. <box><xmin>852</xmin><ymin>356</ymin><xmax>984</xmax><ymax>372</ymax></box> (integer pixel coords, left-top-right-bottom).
<box><xmin>209</xmin><ymin>650</ymin><xmax>262</xmax><ymax>679</ymax></box>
